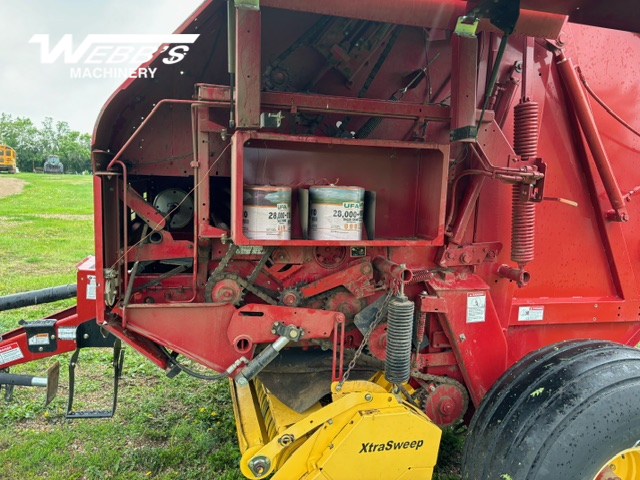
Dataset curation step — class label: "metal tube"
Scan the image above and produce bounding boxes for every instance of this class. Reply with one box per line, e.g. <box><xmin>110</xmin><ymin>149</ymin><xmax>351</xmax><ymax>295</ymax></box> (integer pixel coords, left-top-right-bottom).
<box><xmin>373</xmin><ymin>256</ymin><xmax>413</xmax><ymax>283</ymax></box>
<box><xmin>0</xmin><ymin>372</ymin><xmax>47</xmax><ymax>388</ymax></box>
<box><xmin>235</xmin><ymin>336</ymin><xmax>291</xmax><ymax>385</ymax></box>
<box><xmin>0</xmin><ymin>284</ymin><xmax>77</xmax><ymax>312</ymax></box>
<box><xmin>498</xmin><ymin>265</ymin><xmax>530</xmax><ymax>285</ymax></box>
<box><xmin>555</xmin><ymin>51</ymin><xmax>628</xmax><ymax>222</ymax></box>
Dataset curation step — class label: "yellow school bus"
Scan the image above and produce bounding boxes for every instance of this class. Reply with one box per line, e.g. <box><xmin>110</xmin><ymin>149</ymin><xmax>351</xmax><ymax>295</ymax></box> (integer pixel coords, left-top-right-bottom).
<box><xmin>0</xmin><ymin>145</ymin><xmax>17</xmax><ymax>174</ymax></box>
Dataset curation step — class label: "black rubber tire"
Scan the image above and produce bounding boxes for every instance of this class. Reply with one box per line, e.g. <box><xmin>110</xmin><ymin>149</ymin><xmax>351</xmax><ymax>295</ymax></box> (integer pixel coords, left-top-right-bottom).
<box><xmin>461</xmin><ymin>339</ymin><xmax>640</xmax><ymax>479</ymax></box>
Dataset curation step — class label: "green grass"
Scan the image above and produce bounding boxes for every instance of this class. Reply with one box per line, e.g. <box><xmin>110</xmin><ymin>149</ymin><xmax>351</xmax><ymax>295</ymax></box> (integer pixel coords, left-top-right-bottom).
<box><xmin>0</xmin><ymin>173</ymin><xmax>462</xmax><ymax>480</ymax></box>
<box><xmin>0</xmin><ymin>174</ymin><xmax>242</xmax><ymax>480</ymax></box>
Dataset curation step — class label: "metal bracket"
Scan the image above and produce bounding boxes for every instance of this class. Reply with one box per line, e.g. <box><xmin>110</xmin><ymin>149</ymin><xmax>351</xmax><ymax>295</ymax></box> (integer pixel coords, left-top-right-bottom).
<box><xmin>21</xmin><ymin>319</ymin><xmax>57</xmax><ymax>354</ymax></box>
<box><xmin>65</xmin><ymin>321</ymin><xmax>123</xmax><ymax>419</ymax></box>
<box><xmin>454</xmin><ymin>16</ymin><xmax>479</xmax><ymax>36</ymax></box>
<box><xmin>66</xmin><ymin>339</ymin><xmax>124</xmax><ymax>419</ymax></box>
<box><xmin>1</xmin><ymin>369</ymin><xmax>14</xmax><ymax>402</ymax></box>
<box><xmin>450</xmin><ymin>125</ymin><xmax>478</xmax><ymax>142</ymax></box>
<box><xmin>531</xmin><ymin>159</ymin><xmax>547</xmax><ymax>202</ymax></box>
<box><xmin>437</xmin><ymin>241</ymin><xmax>503</xmax><ymax>267</ymax></box>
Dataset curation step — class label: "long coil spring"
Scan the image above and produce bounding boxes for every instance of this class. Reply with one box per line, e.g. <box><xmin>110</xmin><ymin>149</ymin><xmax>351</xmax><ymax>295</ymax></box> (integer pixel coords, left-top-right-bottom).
<box><xmin>384</xmin><ymin>294</ymin><xmax>415</xmax><ymax>385</ymax></box>
<box><xmin>511</xmin><ymin>101</ymin><xmax>539</xmax><ymax>267</ymax></box>
<box><xmin>513</xmin><ymin>101</ymin><xmax>539</xmax><ymax>158</ymax></box>
<box><xmin>511</xmin><ymin>186</ymin><xmax>536</xmax><ymax>266</ymax></box>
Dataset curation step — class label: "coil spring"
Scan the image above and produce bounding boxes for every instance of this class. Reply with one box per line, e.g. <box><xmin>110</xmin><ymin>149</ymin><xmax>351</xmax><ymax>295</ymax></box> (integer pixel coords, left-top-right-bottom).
<box><xmin>409</xmin><ymin>269</ymin><xmax>432</xmax><ymax>284</ymax></box>
<box><xmin>384</xmin><ymin>294</ymin><xmax>415</xmax><ymax>385</ymax></box>
<box><xmin>513</xmin><ymin>101</ymin><xmax>539</xmax><ymax>159</ymax></box>
<box><xmin>511</xmin><ymin>100</ymin><xmax>539</xmax><ymax>267</ymax></box>
<box><xmin>511</xmin><ymin>186</ymin><xmax>535</xmax><ymax>266</ymax></box>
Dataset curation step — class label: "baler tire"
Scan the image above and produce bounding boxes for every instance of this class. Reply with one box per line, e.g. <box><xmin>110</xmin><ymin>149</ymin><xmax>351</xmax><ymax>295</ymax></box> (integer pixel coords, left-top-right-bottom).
<box><xmin>461</xmin><ymin>339</ymin><xmax>640</xmax><ymax>480</ymax></box>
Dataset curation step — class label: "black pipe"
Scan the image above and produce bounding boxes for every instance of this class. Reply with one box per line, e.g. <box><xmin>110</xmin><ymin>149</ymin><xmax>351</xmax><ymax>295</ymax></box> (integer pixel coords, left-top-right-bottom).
<box><xmin>0</xmin><ymin>372</ymin><xmax>47</xmax><ymax>387</ymax></box>
<box><xmin>0</xmin><ymin>284</ymin><xmax>77</xmax><ymax>312</ymax></box>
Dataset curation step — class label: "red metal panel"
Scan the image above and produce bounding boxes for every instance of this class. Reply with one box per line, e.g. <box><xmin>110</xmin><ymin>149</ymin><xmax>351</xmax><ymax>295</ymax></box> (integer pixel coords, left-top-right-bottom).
<box><xmin>427</xmin><ymin>273</ymin><xmax>508</xmax><ymax>406</ymax></box>
<box><xmin>261</xmin><ymin>0</ymin><xmax>567</xmax><ymax>39</ymax></box>
<box><xmin>124</xmin><ymin>303</ymin><xmax>240</xmax><ymax>372</ymax></box>
<box><xmin>227</xmin><ymin>305</ymin><xmax>341</xmax><ymax>349</ymax></box>
<box><xmin>235</xmin><ymin>8</ymin><xmax>262</xmax><ymax>129</ymax></box>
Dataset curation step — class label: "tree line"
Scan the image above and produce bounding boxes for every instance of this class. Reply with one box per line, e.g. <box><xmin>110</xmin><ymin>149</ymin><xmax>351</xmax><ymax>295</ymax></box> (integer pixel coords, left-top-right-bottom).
<box><xmin>0</xmin><ymin>113</ymin><xmax>91</xmax><ymax>173</ymax></box>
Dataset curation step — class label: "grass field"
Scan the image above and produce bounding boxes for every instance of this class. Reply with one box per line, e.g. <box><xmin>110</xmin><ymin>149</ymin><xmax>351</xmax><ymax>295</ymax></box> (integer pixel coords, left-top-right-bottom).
<box><xmin>0</xmin><ymin>173</ymin><xmax>462</xmax><ymax>480</ymax></box>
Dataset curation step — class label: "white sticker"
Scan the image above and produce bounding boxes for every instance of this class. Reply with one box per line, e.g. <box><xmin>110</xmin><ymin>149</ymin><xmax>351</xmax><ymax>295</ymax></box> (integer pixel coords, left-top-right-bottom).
<box><xmin>86</xmin><ymin>275</ymin><xmax>97</xmax><ymax>300</ymax></box>
<box><xmin>28</xmin><ymin>333</ymin><xmax>50</xmax><ymax>346</ymax></box>
<box><xmin>0</xmin><ymin>343</ymin><xmax>24</xmax><ymax>366</ymax></box>
<box><xmin>466</xmin><ymin>292</ymin><xmax>486</xmax><ymax>323</ymax></box>
<box><xmin>518</xmin><ymin>306</ymin><xmax>544</xmax><ymax>321</ymax></box>
<box><xmin>58</xmin><ymin>326</ymin><xmax>77</xmax><ymax>341</ymax></box>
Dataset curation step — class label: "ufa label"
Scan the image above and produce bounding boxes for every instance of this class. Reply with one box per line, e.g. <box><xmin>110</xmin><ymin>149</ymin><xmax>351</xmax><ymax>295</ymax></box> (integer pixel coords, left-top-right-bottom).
<box><xmin>243</xmin><ymin>186</ymin><xmax>291</xmax><ymax>240</ymax></box>
<box><xmin>309</xmin><ymin>186</ymin><xmax>364</xmax><ymax>241</ymax></box>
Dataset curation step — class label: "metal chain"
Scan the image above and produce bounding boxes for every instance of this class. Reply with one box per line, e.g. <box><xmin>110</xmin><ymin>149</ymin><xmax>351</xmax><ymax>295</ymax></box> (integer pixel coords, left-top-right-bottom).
<box><xmin>220</xmin><ymin>273</ymin><xmax>278</xmax><ymax>306</ymax></box>
<box><xmin>210</xmin><ymin>244</ymin><xmax>238</xmax><ymax>279</ymax></box>
<box><xmin>337</xmin><ymin>288</ymin><xmax>395</xmax><ymax>390</ymax></box>
<box><xmin>246</xmin><ymin>246</ymin><xmax>275</xmax><ymax>285</ymax></box>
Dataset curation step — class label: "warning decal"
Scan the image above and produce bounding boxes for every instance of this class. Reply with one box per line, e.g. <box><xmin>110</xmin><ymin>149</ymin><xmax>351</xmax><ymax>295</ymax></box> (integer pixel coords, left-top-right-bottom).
<box><xmin>86</xmin><ymin>275</ymin><xmax>97</xmax><ymax>300</ymax></box>
<box><xmin>518</xmin><ymin>306</ymin><xmax>545</xmax><ymax>321</ymax></box>
<box><xmin>466</xmin><ymin>292</ymin><xmax>486</xmax><ymax>323</ymax></box>
<box><xmin>0</xmin><ymin>342</ymin><xmax>24</xmax><ymax>366</ymax></box>
<box><xmin>28</xmin><ymin>333</ymin><xmax>50</xmax><ymax>346</ymax></box>
<box><xmin>58</xmin><ymin>326</ymin><xmax>77</xmax><ymax>341</ymax></box>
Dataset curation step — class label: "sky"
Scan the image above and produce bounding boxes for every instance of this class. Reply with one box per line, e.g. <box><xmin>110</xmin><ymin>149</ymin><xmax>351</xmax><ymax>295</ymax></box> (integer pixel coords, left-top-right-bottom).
<box><xmin>0</xmin><ymin>0</ymin><xmax>204</xmax><ymax>134</ymax></box>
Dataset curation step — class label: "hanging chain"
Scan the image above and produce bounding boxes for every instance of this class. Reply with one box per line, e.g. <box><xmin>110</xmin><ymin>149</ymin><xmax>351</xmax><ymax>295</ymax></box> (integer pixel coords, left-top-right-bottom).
<box><xmin>336</xmin><ymin>286</ymin><xmax>396</xmax><ymax>390</ymax></box>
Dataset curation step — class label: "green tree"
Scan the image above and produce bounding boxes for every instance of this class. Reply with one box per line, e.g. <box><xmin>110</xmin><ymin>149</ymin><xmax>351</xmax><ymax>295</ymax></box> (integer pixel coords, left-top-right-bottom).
<box><xmin>0</xmin><ymin>114</ymin><xmax>91</xmax><ymax>173</ymax></box>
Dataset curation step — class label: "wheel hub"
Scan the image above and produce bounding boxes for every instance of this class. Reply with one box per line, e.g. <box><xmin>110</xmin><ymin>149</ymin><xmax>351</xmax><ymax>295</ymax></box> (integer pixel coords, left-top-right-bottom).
<box><xmin>421</xmin><ymin>383</ymin><xmax>467</xmax><ymax>428</ymax></box>
<box><xmin>595</xmin><ymin>447</ymin><xmax>640</xmax><ymax>480</ymax></box>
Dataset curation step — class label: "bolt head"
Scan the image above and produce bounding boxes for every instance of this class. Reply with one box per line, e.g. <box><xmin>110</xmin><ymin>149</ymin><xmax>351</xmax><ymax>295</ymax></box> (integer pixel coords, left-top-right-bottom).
<box><xmin>236</xmin><ymin>376</ymin><xmax>248</xmax><ymax>386</ymax></box>
<box><xmin>439</xmin><ymin>396</ymin><xmax>455</xmax><ymax>415</ymax></box>
<box><xmin>364</xmin><ymin>393</ymin><xmax>373</xmax><ymax>401</ymax></box>
<box><xmin>248</xmin><ymin>456</ymin><xmax>271</xmax><ymax>477</ymax></box>
<box><xmin>282</xmin><ymin>293</ymin><xmax>296</xmax><ymax>305</ymax></box>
